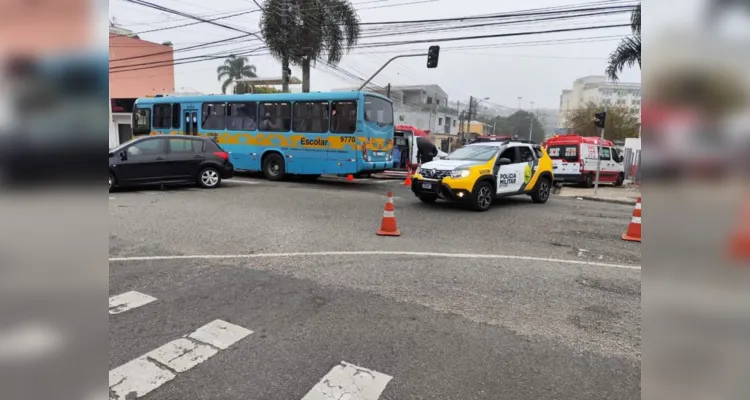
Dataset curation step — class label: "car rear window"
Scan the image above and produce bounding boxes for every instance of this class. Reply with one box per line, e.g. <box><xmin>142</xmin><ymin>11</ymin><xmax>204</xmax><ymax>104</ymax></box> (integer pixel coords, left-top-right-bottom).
<box><xmin>204</xmin><ymin>138</ymin><xmax>225</xmax><ymax>152</ymax></box>
<box><xmin>548</xmin><ymin>145</ymin><xmax>578</xmax><ymax>161</ymax></box>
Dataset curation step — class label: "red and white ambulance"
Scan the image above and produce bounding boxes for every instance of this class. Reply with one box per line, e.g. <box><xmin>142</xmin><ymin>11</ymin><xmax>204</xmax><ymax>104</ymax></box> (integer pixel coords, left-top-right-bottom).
<box><xmin>544</xmin><ymin>134</ymin><xmax>625</xmax><ymax>187</ymax></box>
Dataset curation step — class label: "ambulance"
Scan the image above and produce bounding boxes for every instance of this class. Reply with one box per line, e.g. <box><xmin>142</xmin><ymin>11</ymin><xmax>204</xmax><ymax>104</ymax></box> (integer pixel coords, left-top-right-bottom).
<box><xmin>544</xmin><ymin>134</ymin><xmax>625</xmax><ymax>187</ymax></box>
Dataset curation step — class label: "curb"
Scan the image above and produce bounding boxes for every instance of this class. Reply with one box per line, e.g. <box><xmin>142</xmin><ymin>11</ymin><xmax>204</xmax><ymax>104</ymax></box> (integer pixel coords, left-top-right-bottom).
<box><xmin>575</xmin><ymin>196</ymin><xmax>638</xmax><ymax>206</ymax></box>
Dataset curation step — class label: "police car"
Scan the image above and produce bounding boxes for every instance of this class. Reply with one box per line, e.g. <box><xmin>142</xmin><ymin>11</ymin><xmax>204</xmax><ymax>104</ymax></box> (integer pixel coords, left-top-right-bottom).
<box><xmin>410</xmin><ymin>139</ymin><xmax>555</xmax><ymax>211</ymax></box>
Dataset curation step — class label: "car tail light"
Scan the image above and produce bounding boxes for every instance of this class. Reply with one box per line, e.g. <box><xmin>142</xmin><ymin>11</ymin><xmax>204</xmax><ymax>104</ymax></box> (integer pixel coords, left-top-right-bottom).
<box><xmin>213</xmin><ymin>151</ymin><xmax>229</xmax><ymax>160</ymax></box>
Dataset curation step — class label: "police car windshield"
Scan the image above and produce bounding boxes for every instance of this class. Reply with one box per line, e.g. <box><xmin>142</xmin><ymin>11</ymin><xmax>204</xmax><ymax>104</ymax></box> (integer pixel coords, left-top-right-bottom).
<box><xmin>445</xmin><ymin>145</ymin><xmax>498</xmax><ymax>161</ymax></box>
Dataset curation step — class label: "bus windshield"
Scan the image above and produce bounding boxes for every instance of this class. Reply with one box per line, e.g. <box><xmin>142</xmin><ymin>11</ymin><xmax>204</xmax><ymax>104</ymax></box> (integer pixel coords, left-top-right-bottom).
<box><xmin>364</xmin><ymin>96</ymin><xmax>393</xmax><ymax>126</ymax></box>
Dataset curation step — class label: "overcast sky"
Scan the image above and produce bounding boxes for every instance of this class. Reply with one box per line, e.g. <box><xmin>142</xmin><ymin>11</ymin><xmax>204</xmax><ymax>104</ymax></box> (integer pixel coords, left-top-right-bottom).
<box><xmin>109</xmin><ymin>0</ymin><xmax>650</xmax><ymax>110</ymax></box>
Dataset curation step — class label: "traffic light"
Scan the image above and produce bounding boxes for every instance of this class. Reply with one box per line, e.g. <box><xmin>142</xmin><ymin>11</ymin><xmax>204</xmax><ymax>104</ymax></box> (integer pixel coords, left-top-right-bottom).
<box><xmin>427</xmin><ymin>45</ymin><xmax>440</xmax><ymax>68</ymax></box>
<box><xmin>593</xmin><ymin>111</ymin><xmax>607</xmax><ymax>128</ymax></box>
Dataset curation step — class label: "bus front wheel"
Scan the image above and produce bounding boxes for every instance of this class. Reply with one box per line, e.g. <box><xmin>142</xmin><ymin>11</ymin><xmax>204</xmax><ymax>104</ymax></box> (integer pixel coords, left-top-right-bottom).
<box><xmin>263</xmin><ymin>153</ymin><xmax>286</xmax><ymax>181</ymax></box>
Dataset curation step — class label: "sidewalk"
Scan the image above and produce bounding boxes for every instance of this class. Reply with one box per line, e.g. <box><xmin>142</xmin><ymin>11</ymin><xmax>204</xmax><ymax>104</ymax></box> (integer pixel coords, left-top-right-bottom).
<box><xmin>555</xmin><ymin>182</ymin><xmax>641</xmax><ymax>205</ymax></box>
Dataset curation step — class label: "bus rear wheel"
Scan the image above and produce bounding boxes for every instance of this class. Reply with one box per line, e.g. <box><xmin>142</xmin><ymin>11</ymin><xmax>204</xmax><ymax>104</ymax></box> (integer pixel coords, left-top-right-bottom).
<box><xmin>263</xmin><ymin>153</ymin><xmax>286</xmax><ymax>181</ymax></box>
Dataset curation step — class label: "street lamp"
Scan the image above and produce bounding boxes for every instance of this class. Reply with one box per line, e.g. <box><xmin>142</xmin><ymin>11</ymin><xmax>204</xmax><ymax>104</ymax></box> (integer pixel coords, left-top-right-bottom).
<box><xmin>528</xmin><ymin>101</ymin><xmax>535</xmax><ymax>140</ymax></box>
<box><xmin>476</xmin><ymin>97</ymin><xmax>490</xmax><ymax>135</ymax></box>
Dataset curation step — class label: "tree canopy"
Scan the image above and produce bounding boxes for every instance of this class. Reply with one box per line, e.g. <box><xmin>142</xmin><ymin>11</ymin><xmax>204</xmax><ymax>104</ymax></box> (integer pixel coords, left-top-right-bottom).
<box><xmin>564</xmin><ymin>102</ymin><xmax>640</xmax><ymax>142</ymax></box>
<box><xmin>216</xmin><ymin>55</ymin><xmax>257</xmax><ymax>94</ymax></box>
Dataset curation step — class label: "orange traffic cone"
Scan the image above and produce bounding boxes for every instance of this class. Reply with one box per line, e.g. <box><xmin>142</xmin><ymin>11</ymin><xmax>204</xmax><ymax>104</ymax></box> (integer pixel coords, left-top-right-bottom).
<box><xmin>346</xmin><ymin>174</ymin><xmax>355</xmax><ymax>181</ymax></box>
<box><xmin>622</xmin><ymin>197</ymin><xmax>642</xmax><ymax>242</ymax></box>
<box><xmin>728</xmin><ymin>199</ymin><xmax>750</xmax><ymax>260</ymax></box>
<box><xmin>403</xmin><ymin>167</ymin><xmax>412</xmax><ymax>186</ymax></box>
<box><xmin>376</xmin><ymin>192</ymin><xmax>401</xmax><ymax>236</ymax></box>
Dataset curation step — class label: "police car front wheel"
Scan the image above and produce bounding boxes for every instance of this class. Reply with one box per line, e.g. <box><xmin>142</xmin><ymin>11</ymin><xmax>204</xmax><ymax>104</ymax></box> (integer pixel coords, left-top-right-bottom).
<box><xmin>471</xmin><ymin>181</ymin><xmax>494</xmax><ymax>212</ymax></box>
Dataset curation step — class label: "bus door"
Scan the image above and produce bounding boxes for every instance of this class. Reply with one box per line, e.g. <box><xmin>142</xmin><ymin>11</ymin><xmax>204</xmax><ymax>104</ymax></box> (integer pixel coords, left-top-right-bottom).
<box><xmin>328</xmin><ymin>100</ymin><xmax>359</xmax><ymax>174</ymax></box>
<box><xmin>183</xmin><ymin>104</ymin><xmax>199</xmax><ymax>136</ymax></box>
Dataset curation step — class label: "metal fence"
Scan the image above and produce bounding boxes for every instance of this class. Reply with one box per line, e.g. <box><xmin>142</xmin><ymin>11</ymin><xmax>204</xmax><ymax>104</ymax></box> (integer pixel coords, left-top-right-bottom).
<box><xmin>622</xmin><ymin>147</ymin><xmax>642</xmax><ymax>184</ymax></box>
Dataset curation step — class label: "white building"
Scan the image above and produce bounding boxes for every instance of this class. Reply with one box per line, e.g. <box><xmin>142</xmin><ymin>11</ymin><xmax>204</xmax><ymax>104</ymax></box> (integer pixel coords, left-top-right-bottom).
<box><xmin>558</xmin><ymin>75</ymin><xmax>642</xmax><ymax>128</ymax></box>
<box><xmin>334</xmin><ymin>84</ymin><xmax>462</xmax><ymax>136</ymax></box>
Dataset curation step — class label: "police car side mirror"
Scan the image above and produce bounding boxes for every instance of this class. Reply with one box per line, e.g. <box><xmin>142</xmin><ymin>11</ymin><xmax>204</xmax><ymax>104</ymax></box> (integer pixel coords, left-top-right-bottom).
<box><xmin>497</xmin><ymin>157</ymin><xmax>512</xmax><ymax>165</ymax></box>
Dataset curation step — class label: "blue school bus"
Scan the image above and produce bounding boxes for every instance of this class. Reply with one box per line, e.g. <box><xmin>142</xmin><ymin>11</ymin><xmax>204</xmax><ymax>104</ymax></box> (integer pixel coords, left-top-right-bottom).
<box><xmin>131</xmin><ymin>91</ymin><xmax>395</xmax><ymax>180</ymax></box>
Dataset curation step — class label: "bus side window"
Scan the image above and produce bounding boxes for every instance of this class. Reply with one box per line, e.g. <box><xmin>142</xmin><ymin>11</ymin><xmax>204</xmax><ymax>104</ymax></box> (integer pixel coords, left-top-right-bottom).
<box><xmin>331</xmin><ymin>101</ymin><xmax>357</xmax><ymax>134</ymax></box>
<box><xmin>153</xmin><ymin>104</ymin><xmax>171</xmax><ymax>129</ymax></box>
<box><xmin>259</xmin><ymin>102</ymin><xmax>291</xmax><ymax>132</ymax></box>
<box><xmin>132</xmin><ymin>108</ymin><xmax>151</xmax><ymax>135</ymax></box>
<box><xmin>293</xmin><ymin>101</ymin><xmax>329</xmax><ymax>133</ymax></box>
<box><xmin>202</xmin><ymin>102</ymin><xmax>226</xmax><ymax>130</ymax></box>
<box><xmin>172</xmin><ymin>103</ymin><xmax>181</xmax><ymax>129</ymax></box>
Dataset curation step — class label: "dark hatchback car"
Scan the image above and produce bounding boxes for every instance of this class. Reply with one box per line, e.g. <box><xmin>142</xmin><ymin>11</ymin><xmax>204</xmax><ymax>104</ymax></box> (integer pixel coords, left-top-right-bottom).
<box><xmin>109</xmin><ymin>135</ymin><xmax>234</xmax><ymax>192</ymax></box>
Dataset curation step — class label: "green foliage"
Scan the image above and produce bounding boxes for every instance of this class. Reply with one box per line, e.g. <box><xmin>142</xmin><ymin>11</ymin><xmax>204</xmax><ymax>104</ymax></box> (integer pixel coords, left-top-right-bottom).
<box><xmin>216</xmin><ymin>55</ymin><xmax>257</xmax><ymax>94</ymax></box>
<box><xmin>606</xmin><ymin>3</ymin><xmax>641</xmax><ymax>81</ymax></box>
<box><xmin>260</xmin><ymin>0</ymin><xmax>360</xmax><ymax>92</ymax></box>
<box><xmin>564</xmin><ymin>102</ymin><xmax>640</xmax><ymax>142</ymax></box>
<box><xmin>478</xmin><ymin>111</ymin><xmax>545</xmax><ymax>143</ymax></box>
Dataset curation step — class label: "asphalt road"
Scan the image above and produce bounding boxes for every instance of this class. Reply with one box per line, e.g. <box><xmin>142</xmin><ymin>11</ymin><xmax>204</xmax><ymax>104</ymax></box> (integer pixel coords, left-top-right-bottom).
<box><xmin>109</xmin><ymin>176</ymin><xmax>641</xmax><ymax>399</ymax></box>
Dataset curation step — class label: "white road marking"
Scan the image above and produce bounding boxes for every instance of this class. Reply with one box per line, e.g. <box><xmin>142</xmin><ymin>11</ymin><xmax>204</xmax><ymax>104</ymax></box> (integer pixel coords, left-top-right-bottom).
<box><xmin>109</xmin><ymin>319</ymin><xmax>251</xmax><ymax>399</ymax></box>
<box><xmin>146</xmin><ymin>338</ymin><xmax>218</xmax><ymax>373</ymax></box>
<box><xmin>109</xmin><ymin>291</ymin><xmax>158</xmax><ymax>315</ymax></box>
<box><xmin>188</xmin><ymin>319</ymin><xmax>253</xmax><ymax>350</ymax></box>
<box><xmin>225</xmin><ymin>179</ymin><xmax>261</xmax><ymax>185</ymax></box>
<box><xmin>109</xmin><ymin>251</ymin><xmax>640</xmax><ymax>270</ymax></box>
<box><xmin>109</xmin><ymin>357</ymin><xmax>176</xmax><ymax>399</ymax></box>
<box><xmin>301</xmin><ymin>361</ymin><xmax>392</xmax><ymax>400</ymax></box>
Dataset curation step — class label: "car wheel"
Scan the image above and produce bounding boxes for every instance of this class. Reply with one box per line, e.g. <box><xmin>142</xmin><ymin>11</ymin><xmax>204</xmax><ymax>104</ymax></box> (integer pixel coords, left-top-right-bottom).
<box><xmin>109</xmin><ymin>172</ymin><xmax>116</xmax><ymax>193</ymax></box>
<box><xmin>470</xmin><ymin>181</ymin><xmax>493</xmax><ymax>212</ymax></box>
<box><xmin>614</xmin><ymin>173</ymin><xmax>625</xmax><ymax>187</ymax></box>
<box><xmin>418</xmin><ymin>193</ymin><xmax>438</xmax><ymax>204</ymax></box>
<box><xmin>198</xmin><ymin>167</ymin><xmax>221</xmax><ymax>188</ymax></box>
<box><xmin>531</xmin><ymin>177</ymin><xmax>551</xmax><ymax>204</ymax></box>
<box><xmin>584</xmin><ymin>173</ymin><xmax>594</xmax><ymax>188</ymax></box>
<box><xmin>263</xmin><ymin>153</ymin><xmax>286</xmax><ymax>181</ymax></box>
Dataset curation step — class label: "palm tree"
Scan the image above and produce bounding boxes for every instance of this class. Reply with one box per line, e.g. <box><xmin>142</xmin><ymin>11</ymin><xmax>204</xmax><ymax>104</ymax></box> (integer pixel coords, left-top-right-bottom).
<box><xmin>216</xmin><ymin>55</ymin><xmax>258</xmax><ymax>94</ymax></box>
<box><xmin>260</xmin><ymin>0</ymin><xmax>361</xmax><ymax>93</ymax></box>
<box><xmin>605</xmin><ymin>3</ymin><xmax>641</xmax><ymax>81</ymax></box>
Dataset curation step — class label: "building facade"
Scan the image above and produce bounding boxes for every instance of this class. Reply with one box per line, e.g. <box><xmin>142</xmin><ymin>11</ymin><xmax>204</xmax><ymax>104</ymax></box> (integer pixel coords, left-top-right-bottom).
<box><xmin>109</xmin><ymin>27</ymin><xmax>175</xmax><ymax>147</ymax></box>
<box><xmin>558</xmin><ymin>75</ymin><xmax>642</xmax><ymax>128</ymax></box>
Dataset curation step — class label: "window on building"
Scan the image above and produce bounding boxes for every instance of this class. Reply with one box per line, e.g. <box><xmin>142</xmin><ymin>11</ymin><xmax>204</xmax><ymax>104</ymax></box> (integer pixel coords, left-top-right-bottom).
<box><xmin>226</xmin><ymin>102</ymin><xmax>258</xmax><ymax>131</ymax></box>
<box><xmin>153</xmin><ymin>104</ymin><xmax>171</xmax><ymax>129</ymax></box>
<box><xmin>259</xmin><ymin>102</ymin><xmax>291</xmax><ymax>132</ymax></box>
<box><xmin>426</xmin><ymin>97</ymin><xmax>432</xmax><ymax>104</ymax></box>
<box><xmin>453</xmin><ymin>120</ymin><xmax>456</xmax><ymax>127</ymax></box>
<box><xmin>331</xmin><ymin>100</ymin><xmax>357</xmax><ymax>134</ymax></box>
<box><xmin>438</xmin><ymin>117</ymin><xmax>443</xmax><ymax>126</ymax></box>
<box><xmin>436</xmin><ymin>99</ymin><xmax>440</xmax><ymax>105</ymax></box>
<box><xmin>172</xmin><ymin>103</ymin><xmax>181</xmax><ymax>129</ymax></box>
<box><xmin>202</xmin><ymin>103</ymin><xmax>226</xmax><ymax>130</ymax></box>
<box><xmin>293</xmin><ymin>101</ymin><xmax>330</xmax><ymax>133</ymax></box>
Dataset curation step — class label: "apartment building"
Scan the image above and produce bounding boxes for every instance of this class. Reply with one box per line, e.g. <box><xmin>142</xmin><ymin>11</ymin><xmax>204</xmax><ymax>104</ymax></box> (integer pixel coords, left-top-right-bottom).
<box><xmin>558</xmin><ymin>75</ymin><xmax>642</xmax><ymax>128</ymax></box>
<box><xmin>109</xmin><ymin>26</ymin><xmax>175</xmax><ymax>147</ymax></box>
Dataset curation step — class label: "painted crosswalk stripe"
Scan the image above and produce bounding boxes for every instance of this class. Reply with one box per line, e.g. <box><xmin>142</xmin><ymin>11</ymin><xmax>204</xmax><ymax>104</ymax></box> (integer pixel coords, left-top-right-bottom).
<box><xmin>109</xmin><ymin>291</ymin><xmax>157</xmax><ymax>315</ymax></box>
<box><xmin>301</xmin><ymin>361</ymin><xmax>392</xmax><ymax>400</ymax></box>
<box><xmin>109</xmin><ymin>319</ymin><xmax>252</xmax><ymax>399</ymax></box>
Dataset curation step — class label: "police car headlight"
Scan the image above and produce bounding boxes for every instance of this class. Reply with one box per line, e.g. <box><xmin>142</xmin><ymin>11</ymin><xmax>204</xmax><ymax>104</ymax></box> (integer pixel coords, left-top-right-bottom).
<box><xmin>451</xmin><ymin>169</ymin><xmax>470</xmax><ymax>179</ymax></box>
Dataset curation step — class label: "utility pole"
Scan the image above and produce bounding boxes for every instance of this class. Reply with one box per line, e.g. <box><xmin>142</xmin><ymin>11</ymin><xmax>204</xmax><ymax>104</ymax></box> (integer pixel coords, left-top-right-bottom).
<box><xmin>280</xmin><ymin>0</ymin><xmax>290</xmax><ymax>93</ymax></box>
<box><xmin>386</xmin><ymin>83</ymin><xmax>391</xmax><ymax>99</ymax></box>
<box><xmin>528</xmin><ymin>101</ymin><xmax>535</xmax><ymax>141</ymax></box>
<box><xmin>593</xmin><ymin>106</ymin><xmax>608</xmax><ymax>195</ymax></box>
<box><xmin>466</xmin><ymin>96</ymin><xmax>474</xmax><ymax>144</ymax></box>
